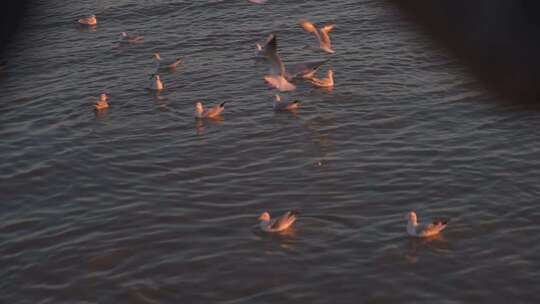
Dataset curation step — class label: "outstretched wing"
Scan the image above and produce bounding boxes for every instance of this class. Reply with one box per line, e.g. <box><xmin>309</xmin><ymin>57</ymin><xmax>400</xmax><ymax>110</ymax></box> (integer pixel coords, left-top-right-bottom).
<box><xmin>262</xmin><ymin>34</ymin><xmax>277</xmax><ymax>58</ymax></box>
<box><xmin>419</xmin><ymin>219</ymin><xmax>448</xmax><ymax>236</ymax></box>
<box><xmin>320</xmin><ymin>24</ymin><xmax>334</xmax><ymax>47</ymax></box>
<box><xmin>286</xmin><ymin>59</ymin><xmax>328</xmax><ymax>79</ymax></box>
<box><xmin>270</xmin><ymin>210</ymin><xmax>299</xmax><ymax>230</ymax></box>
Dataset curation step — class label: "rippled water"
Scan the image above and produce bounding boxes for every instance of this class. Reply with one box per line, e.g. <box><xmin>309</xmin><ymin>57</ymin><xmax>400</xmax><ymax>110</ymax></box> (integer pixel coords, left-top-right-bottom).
<box><xmin>1</xmin><ymin>0</ymin><xmax>540</xmax><ymax>302</ymax></box>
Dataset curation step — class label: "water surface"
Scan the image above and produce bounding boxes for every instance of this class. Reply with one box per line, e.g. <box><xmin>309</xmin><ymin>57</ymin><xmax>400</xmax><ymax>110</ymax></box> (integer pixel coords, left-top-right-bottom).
<box><xmin>1</xmin><ymin>0</ymin><xmax>540</xmax><ymax>303</ymax></box>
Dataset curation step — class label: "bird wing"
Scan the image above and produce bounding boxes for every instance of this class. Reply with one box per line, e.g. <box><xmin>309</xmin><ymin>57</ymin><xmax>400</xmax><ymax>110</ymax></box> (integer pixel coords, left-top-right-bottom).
<box><xmin>262</xmin><ymin>34</ymin><xmax>277</xmax><ymax>58</ymax></box>
<box><xmin>269</xmin><ymin>211</ymin><xmax>298</xmax><ymax>230</ymax></box>
<box><xmin>268</xmin><ymin>51</ymin><xmax>287</xmax><ymax>77</ymax></box>
<box><xmin>320</xmin><ymin>24</ymin><xmax>334</xmax><ymax>47</ymax></box>
<box><xmin>206</xmin><ymin>102</ymin><xmax>225</xmax><ymax>117</ymax></box>
<box><xmin>286</xmin><ymin>59</ymin><xmax>328</xmax><ymax>79</ymax></box>
<box><xmin>419</xmin><ymin>220</ymin><xmax>448</xmax><ymax>236</ymax></box>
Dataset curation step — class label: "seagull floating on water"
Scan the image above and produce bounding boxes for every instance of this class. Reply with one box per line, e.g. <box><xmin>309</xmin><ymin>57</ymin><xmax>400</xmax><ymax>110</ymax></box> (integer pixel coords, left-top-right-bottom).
<box><xmin>94</xmin><ymin>93</ymin><xmax>109</xmax><ymax>110</ymax></box>
<box><xmin>310</xmin><ymin>69</ymin><xmax>334</xmax><ymax>88</ymax></box>
<box><xmin>195</xmin><ymin>101</ymin><xmax>225</xmax><ymax>119</ymax></box>
<box><xmin>154</xmin><ymin>52</ymin><xmax>183</xmax><ymax>72</ymax></box>
<box><xmin>406</xmin><ymin>211</ymin><xmax>449</xmax><ymax>238</ymax></box>
<box><xmin>258</xmin><ymin>210</ymin><xmax>299</xmax><ymax>233</ymax></box>
<box><xmin>273</xmin><ymin>94</ymin><xmax>300</xmax><ymax>111</ymax></box>
<box><xmin>149</xmin><ymin>74</ymin><xmax>164</xmax><ymax>91</ymax></box>
<box><xmin>78</xmin><ymin>15</ymin><xmax>97</xmax><ymax>26</ymax></box>
<box><xmin>299</xmin><ymin>20</ymin><xmax>335</xmax><ymax>54</ymax></box>
<box><xmin>120</xmin><ymin>32</ymin><xmax>144</xmax><ymax>44</ymax></box>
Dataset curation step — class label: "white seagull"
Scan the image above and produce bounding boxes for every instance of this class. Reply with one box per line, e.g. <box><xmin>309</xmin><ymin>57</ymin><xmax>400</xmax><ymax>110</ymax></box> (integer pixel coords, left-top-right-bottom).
<box><xmin>258</xmin><ymin>210</ymin><xmax>299</xmax><ymax>233</ymax></box>
<box><xmin>406</xmin><ymin>211</ymin><xmax>449</xmax><ymax>238</ymax></box>
<box><xmin>149</xmin><ymin>74</ymin><xmax>164</xmax><ymax>91</ymax></box>
<box><xmin>195</xmin><ymin>101</ymin><xmax>225</xmax><ymax>119</ymax></box>
<box><xmin>299</xmin><ymin>20</ymin><xmax>335</xmax><ymax>54</ymax></box>
<box><xmin>78</xmin><ymin>14</ymin><xmax>97</xmax><ymax>26</ymax></box>
<box><xmin>273</xmin><ymin>94</ymin><xmax>300</xmax><ymax>111</ymax></box>
<box><xmin>154</xmin><ymin>52</ymin><xmax>183</xmax><ymax>72</ymax></box>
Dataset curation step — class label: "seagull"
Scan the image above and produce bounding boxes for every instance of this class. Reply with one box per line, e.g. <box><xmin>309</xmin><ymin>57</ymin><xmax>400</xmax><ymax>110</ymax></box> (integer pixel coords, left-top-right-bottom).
<box><xmin>149</xmin><ymin>74</ymin><xmax>164</xmax><ymax>91</ymax></box>
<box><xmin>120</xmin><ymin>32</ymin><xmax>144</xmax><ymax>44</ymax></box>
<box><xmin>195</xmin><ymin>101</ymin><xmax>225</xmax><ymax>119</ymax></box>
<box><xmin>154</xmin><ymin>52</ymin><xmax>183</xmax><ymax>72</ymax></box>
<box><xmin>255</xmin><ymin>34</ymin><xmax>276</xmax><ymax>59</ymax></box>
<box><xmin>310</xmin><ymin>69</ymin><xmax>334</xmax><ymax>88</ymax></box>
<box><xmin>258</xmin><ymin>34</ymin><xmax>327</xmax><ymax>81</ymax></box>
<box><xmin>94</xmin><ymin>93</ymin><xmax>109</xmax><ymax>110</ymax></box>
<box><xmin>299</xmin><ymin>20</ymin><xmax>335</xmax><ymax>54</ymax></box>
<box><xmin>78</xmin><ymin>15</ymin><xmax>97</xmax><ymax>26</ymax></box>
<box><xmin>248</xmin><ymin>0</ymin><xmax>268</xmax><ymax>4</ymax></box>
<box><xmin>273</xmin><ymin>94</ymin><xmax>300</xmax><ymax>111</ymax></box>
<box><xmin>264</xmin><ymin>48</ymin><xmax>296</xmax><ymax>91</ymax></box>
<box><xmin>406</xmin><ymin>211</ymin><xmax>449</xmax><ymax>238</ymax></box>
<box><xmin>258</xmin><ymin>210</ymin><xmax>299</xmax><ymax>233</ymax></box>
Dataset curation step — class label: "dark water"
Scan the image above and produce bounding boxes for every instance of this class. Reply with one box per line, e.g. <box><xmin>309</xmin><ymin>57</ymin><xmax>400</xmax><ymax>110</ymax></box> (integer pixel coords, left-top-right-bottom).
<box><xmin>1</xmin><ymin>0</ymin><xmax>540</xmax><ymax>303</ymax></box>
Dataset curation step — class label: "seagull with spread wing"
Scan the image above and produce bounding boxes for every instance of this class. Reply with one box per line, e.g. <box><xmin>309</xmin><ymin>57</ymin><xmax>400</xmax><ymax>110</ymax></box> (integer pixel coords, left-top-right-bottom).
<box><xmin>406</xmin><ymin>211</ymin><xmax>449</xmax><ymax>238</ymax></box>
<box><xmin>258</xmin><ymin>210</ymin><xmax>299</xmax><ymax>232</ymax></box>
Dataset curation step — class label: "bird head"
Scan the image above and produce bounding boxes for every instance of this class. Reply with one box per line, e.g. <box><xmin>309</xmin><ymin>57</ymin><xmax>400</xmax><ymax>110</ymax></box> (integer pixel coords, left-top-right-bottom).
<box><xmin>258</xmin><ymin>212</ymin><xmax>270</xmax><ymax>222</ymax></box>
<box><xmin>406</xmin><ymin>211</ymin><xmax>417</xmax><ymax>224</ymax></box>
<box><xmin>195</xmin><ymin>102</ymin><xmax>204</xmax><ymax>114</ymax></box>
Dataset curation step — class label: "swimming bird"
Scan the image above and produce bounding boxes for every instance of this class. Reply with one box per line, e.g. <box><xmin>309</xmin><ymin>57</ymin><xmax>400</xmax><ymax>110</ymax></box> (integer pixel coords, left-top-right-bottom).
<box><xmin>149</xmin><ymin>74</ymin><xmax>164</xmax><ymax>91</ymax></box>
<box><xmin>248</xmin><ymin>0</ymin><xmax>268</xmax><ymax>4</ymax></box>
<box><xmin>264</xmin><ymin>49</ymin><xmax>296</xmax><ymax>91</ymax></box>
<box><xmin>299</xmin><ymin>20</ymin><xmax>335</xmax><ymax>54</ymax></box>
<box><xmin>94</xmin><ymin>93</ymin><xmax>109</xmax><ymax>110</ymax></box>
<box><xmin>120</xmin><ymin>32</ymin><xmax>143</xmax><ymax>44</ymax></box>
<box><xmin>78</xmin><ymin>15</ymin><xmax>97</xmax><ymax>26</ymax></box>
<box><xmin>258</xmin><ymin>210</ymin><xmax>299</xmax><ymax>233</ymax></box>
<box><xmin>406</xmin><ymin>211</ymin><xmax>449</xmax><ymax>238</ymax></box>
<box><xmin>273</xmin><ymin>94</ymin><xmax>300</xmax><ymax>111</ymax></box>
<box><xmin>310</xmin><ymin>69</ymin><xmax>334</xmax><ymax>88</ymax></box>
<box><xmin>154</xmin><ymin>52</ymin><xmax>183</xmax><ymax>72</ymax></box>
<box><xmin>255</xmin><ymin>34</ymin><xmax>276</xmax><ymax>59</ymax></box>
<box><xmin>195</xmin><ymin>101</ymin><xmax>225</xmax><ymax>119</ymax></box>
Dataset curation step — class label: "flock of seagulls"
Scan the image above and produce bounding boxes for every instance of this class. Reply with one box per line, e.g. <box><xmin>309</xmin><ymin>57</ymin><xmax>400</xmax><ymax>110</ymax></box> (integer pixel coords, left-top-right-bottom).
<box><xmin>78</xmin><ymin>5</ymin><xmax>449</xmax><ymax>239</ymax></box>
<box><xmin>81</xmin><ymin>9</ymin><xmax>335</xmax><ymax>117</ymax></box>
<box><xmin>260</xmin><ymin>210</ymin><xmax>449</xmax><ymax>237</ymax></box>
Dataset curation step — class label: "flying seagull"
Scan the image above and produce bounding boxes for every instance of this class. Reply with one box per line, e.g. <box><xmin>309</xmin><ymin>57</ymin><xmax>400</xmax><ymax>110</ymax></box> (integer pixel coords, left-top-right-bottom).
<box><xmin>299</xmin><ymin>20</ymin><xmax>335</xmax><ymax>54</ymax></box>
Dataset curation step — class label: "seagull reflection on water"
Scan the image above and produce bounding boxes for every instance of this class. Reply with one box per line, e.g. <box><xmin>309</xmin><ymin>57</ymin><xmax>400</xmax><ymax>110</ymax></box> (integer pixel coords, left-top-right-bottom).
<box><xmin>405</xmin><ymin>234</ymin><xmax>450</xmax><ymax>264</ymax></box>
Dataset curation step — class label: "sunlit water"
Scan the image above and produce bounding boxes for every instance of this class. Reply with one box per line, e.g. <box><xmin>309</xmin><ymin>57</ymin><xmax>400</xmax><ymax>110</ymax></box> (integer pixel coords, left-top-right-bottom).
<box><xmin>1</xmin><ymin>0</ymin><xmax>540</xmax><ymax>303</ymax></box>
